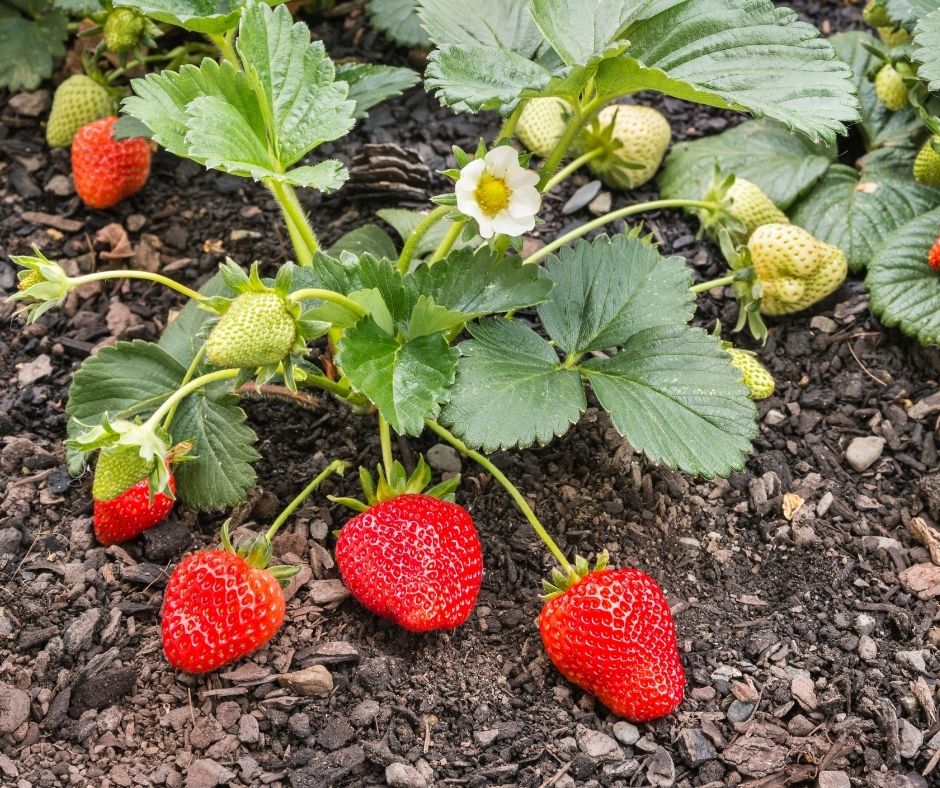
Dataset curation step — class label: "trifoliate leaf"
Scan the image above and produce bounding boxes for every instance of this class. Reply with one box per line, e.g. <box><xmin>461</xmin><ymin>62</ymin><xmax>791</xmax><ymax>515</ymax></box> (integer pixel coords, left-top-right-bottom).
<box><xmin>335</xmin><ymin>62</ymin><xmax>420</xmax><ymax>118</ymax></box>
<box><xmin>367</xmin><ymin>0</ymin><xmax>430</xmax><ymax>48</ymax></box>
<box><xmin>0</xmin><ymin>6</ymin><xmax>66</xmax><ymax>91</ymax></box>
<box><xmin>113</xmin><ymin>0</ymin><xmax>243</xmax><ymax>33</ymax></box>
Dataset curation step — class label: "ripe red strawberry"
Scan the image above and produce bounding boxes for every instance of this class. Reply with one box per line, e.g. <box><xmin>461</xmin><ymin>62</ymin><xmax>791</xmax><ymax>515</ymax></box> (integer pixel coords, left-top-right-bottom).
<box><xmin>335</xmin><ymin>494</ymin><xmax>483</xmax><ymax>632</ymax></box>
<box><xmin>94</xmin><ymin>474</ymin><xmax>176</xmax><ymax>545</ymax></box>
<box><xmin>71</xmin><ymin>116</ymin><xmax>150</xmax><ymax>209</ymax></box>
<box><xmin>929</xmin><ymin>236</ymin><xmax>940</xmax><ymax>271</ymax></box>
<box><xmin>162</xmin><ymin>548</ymin><xmax>286</xmax><ymax>673</ymax></box>
<box><xmin>539</xmin><ymin>566</ymin><xmax>685</xmax><ymax>722</ymax></box>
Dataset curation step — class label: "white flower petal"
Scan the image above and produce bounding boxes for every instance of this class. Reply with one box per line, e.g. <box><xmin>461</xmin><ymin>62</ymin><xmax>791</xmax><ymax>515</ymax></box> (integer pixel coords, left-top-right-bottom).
<box><xmin>484</xmin><ymin>146</ymin><xmax>520</xmax><ymax>178</ymax></box>
<box><xmin>457</xmin><ymin>194</ymin><xmax>485</xmax><ymax>223</ymax></box>
<box><xmin>476</xmin><ymin>215</ymin><xmax>496</xmax><ymax>239</ymax></box>
<box><xmin>460</xmin><ymin>159</ymin><xmax>486</xmax><ymax>181</ymax></box>
<box><xmin>491</xmin><ymin>210</ymin><xmax>534</xmax><ymax>237</ymax></box>
<box><xmin>508</xmin><ymin>185</ymin><xmax>541</xmax><ymax>218</ymax></box>
<box><xmin>506</xmin><ymin>167</ymin><xmax>539</xmax><ymax>189</ymax></box>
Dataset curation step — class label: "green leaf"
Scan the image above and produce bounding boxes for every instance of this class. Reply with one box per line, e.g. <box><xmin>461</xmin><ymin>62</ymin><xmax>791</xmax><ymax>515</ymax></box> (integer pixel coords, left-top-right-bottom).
<box><xmin>594</xmin><ymin>0</ymin><xmax>859</xmax><ymax>144</ymax></box>
<box><xmin>67</xmin><ymin>341</ymin><xmax>257</xmax><ymax>509</ymax></box>
<box><xmin>411</xmin><ymin>248</ymin><xmax>552</xmax><ymax>316</ymax></box>
<box><xmin>236</xmin><ymin>0</ymin><xmax>355</xmax><ymax>167</ymax></box>
<box><xmin>367</xmin><ymin>0</ymin><xmax>430</xmax><ymax>48</ymax></box>
<box><xmin>53</xmin><ymin>0</ymin><xmax>101</xmax><ymax>13</ymax></box>
<box><xmin>581</xmin><ymin>326</ymin><xmax>755</xmax><ymax>478</ymax></box>
<box><xmin>441</xmin><ymin>318</ymin><xmax>586</xmax><ymax>451</ymax></box>
<box><xmin>158</xmin><ymin>272</ymin><xmax>231</xmax><ymax>365</ymax></box>
<box><xmin>866</xmin><ymin>206</ymin><xmax>940</xmax><ymax>345</ymax></box>
<box><xmin>425</xmin><ymin>44</ymin><xmax>552</xmax><ymax>113</ymax></box>
<box><xmin>336</xmin><ymin>317</ymin><xmax>457</xmax><ymax>435</ymax></box>
<box><xmin>419</xmin><ymin>0</ymin><xmax>544</xmax><ymax>57</ymax></box>
<box><xmin>537</xmin><ymin>234</ymin><xmax>693</xmax><ymax>354</ymax></box>
<box><xmin>528</xmin><ymin>0</ymin><xmax>637</xmax><ymax>66</ymax></box>
<box><xmin>113</xmin><ymin>114</ymin><xmax>153</xmax><ymax>140</ymax></box>
<box><xmin>659</xmin><ymin>119</ymin><xmax>835</xmax><ymax>209</ymax></box>
<box><xmin>328</xmin><ymin>224</ymin><xmax>398</xmax><ymax>259</ymax></box>
<box><xmin>829</xmin><ymin>31</ymin><xmax>920</xmax><ymax>150</ymax></box>
<box><xmin>335</xmin><ymin>62</ymin><xmax>420</xmax><ymax>118</ymax></box>
<box><xmin>913</xmin><ymin>7</ymin><xmax>940</xmax><ymax>90</ymax></box>
<box><xmin>113</xmin><ymin>0</ymin><xmax>244</xmax><ymax>33</ymax></box>
<box><xmin>791</xmin><ymin>148</ymin><xmax>940</xmax><ymax>272</ymax></box>
<box><xmin>0</xmin><ymin>8</ymin><xmax>66</xmax><ymax>92</ymax></box>
<box><xmin>407</xmin><ymin>295</ymin><xmax>469</xmax><ymax>339</ymax></box>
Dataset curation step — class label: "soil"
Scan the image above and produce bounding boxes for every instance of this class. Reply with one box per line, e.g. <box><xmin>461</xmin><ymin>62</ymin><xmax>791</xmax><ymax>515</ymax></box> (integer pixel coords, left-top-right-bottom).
<box><xmin>1</xmin><ymin>1</ymin><xmax>939</xmax><ymax>787</ymax></box>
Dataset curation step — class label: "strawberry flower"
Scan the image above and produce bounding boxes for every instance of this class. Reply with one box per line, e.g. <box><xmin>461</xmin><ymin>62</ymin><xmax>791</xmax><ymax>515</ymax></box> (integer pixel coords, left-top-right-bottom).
<box><xmin>455</xmin><ymin>146</ymin><xmax>540</xmax><ymax>239</ymax></box>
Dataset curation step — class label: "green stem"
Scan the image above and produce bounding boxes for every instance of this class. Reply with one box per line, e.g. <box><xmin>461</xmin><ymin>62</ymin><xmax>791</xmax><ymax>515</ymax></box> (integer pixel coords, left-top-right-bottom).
<box><xmin>208</xmin><ymin>31</ymin><xmax>238</xmax><ymax>65</ymax></box>
<box><xmin>267</xmin><ymin>181</ymin><xmax>319</xmax><ymax>266</ymax></box>
<box><xmin>288</xmin><ymin>288</ymin><xmax>367</xmax><ymax>316</ymax></box>
<box><xmin>144</xmin><ymin>369</ymin><xmax>240</xmax><ymax>431</ymax></box>
<box><xmin>542</xmin><ymin>147</ymin><xmax>606</xmax><ymax>193</ymax></box>
<box><xmin>429</xmin><ymin>219</ymin><xmax>465</xmax><ymax>264</ymax></box>
<box><xmin>377</xmin><ymin>414</ymin><xmax>394</xmax><ymax>473</ymax></box>
<box><xmin>425</xmin><ymin>419</ymin><xmax>573</xmax><ymax>575</ymax></box>
<box><xmin>106</xmin><ymin>45</ymin><xmax>200</xmax><ymax>82</ymax></box>
<box><xmin>296</xmin><ymin>372</ymin><xmax>356</xmax><ymax>400</ymax></box>
<box><xmin>69</xmin><ymin>270</ymin><xmax>204</xmax><ymax>302</ymax></box>
<box><xmin>523</xmin><ymin>199</ymin><xmax>720</xmax><ymax>266</ymax></box>
<box><xmin>690</xmin><ymin>274</ymin><xmax>736</xmax><ymax>294</ymax></box>
<box><xmin>498</xmin><ymin>101</ymin><xmax>526</xmax><ymax>141</ymax></box>
<box><xmin>538</xmin><ymin>97</ymin><xmax>602</xmax><ymax>190</ymax></box>
<box><xmin>161</xmin><ymin>345</ymin><xmax>206</xmax><ymax>431</ymax></box>
<box><xmin>265</xmin><ymin>459</ymin><xmax>348</xmax><ymax>541</ymax></box>
<box><xmin>396</xmin><ymin>205</ymin><xmax>450</xmax><ymax>274</ymax></box>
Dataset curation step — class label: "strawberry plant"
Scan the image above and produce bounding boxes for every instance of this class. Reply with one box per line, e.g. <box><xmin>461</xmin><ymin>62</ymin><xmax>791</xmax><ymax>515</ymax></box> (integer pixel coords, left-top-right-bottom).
<box><xmin>8</xmin><ymin>0</ymin><xmax>861</xmax><ymax>721</ymax></box>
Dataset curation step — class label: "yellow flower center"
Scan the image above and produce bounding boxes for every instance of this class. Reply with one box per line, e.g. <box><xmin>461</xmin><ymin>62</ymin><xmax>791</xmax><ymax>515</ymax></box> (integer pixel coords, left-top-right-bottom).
<box><xmin>474</xmin><ymin>173</ymin><xmax>511</xmax><ymax>217</ymax></box>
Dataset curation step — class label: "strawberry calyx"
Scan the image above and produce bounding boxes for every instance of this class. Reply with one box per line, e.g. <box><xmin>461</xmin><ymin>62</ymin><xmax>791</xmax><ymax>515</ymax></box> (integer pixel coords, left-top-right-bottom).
<box><xmin>576</xmin><ymin>108</ymin><xmax>647</xmax><ymax>182</ymax></box>
<box><xmin>541</xmin><ymin>551</ymin><xmax>610</xmax><ymax>600</ymax></box>
<box><xmin>201</xmin><ymin>259</ymin><xmax>329</xmax><ymax>392</ymax></box>
<box><xmin>329</xmin><ymin>455</ymin><xmax>460</xmax><ymax>513</ymax></box>
<box><xmin>218</xmin><ymin>520</ymin><xmax>299</xmax><ymax>588</ymax></box>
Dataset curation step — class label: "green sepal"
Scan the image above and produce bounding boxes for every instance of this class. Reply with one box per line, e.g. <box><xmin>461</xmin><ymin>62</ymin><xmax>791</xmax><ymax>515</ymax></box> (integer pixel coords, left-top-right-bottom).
<box><xmin>452</xmin><ymin>145</ymin><xmax>472</xmax><ymax>168</ymax></box>
<box><xmin>219</xmin><ymin>519</ymin><xmax>297</xmax><ymax>585</ymax></box>
<box><xmin>7</xmin><ymin>246</ymin><xmax>72</xmax><ymax>323</ymax></box>
<box><xmin>333</xmin><ymin>454</ymin><xmax>460</xmax><ymax>511</ymax></box>
<box><xmin>539</xmin><ymin>551</ymin><xmax>610</xmax><ymax>600</ymax></box>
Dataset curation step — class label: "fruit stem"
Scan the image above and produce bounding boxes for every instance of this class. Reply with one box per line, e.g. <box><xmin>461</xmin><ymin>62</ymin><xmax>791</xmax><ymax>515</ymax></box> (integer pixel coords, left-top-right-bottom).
<box><xmin>690</xmin><ymin>274</ymin><xmax>736</xmax><ymax>294</ymax></box>
<box><xmin>538</xmin><ymin>96</ymin><xmax>602</xmax><ymax>190</ymax></box>
<box><xmin>542</xmin><ymin>147</ymin><xmax>607</xmax><ymax>193</ymax></box>
<box><xmin>267</xmin><ymin>180</ymin><xmax>319</xmax><ymax>266</ymax></box>
<box><xmin>144</xmin><ymin>368</ymin><xmax>240</xmax><ymax>431</ymax></box>
<box><xmin>396</xmin><ymin>205</ymin><xmax>451</xmax><ymax>274</ymax></box>
<box><xmin>523</xmin><ymin>199</ymin><xmax>721</xmax><ymax>266</ymax></box>
<box><xmin>424</xmin><ymin>419</ymin><xmax>574</xmax><ymax>576</ymax></box>
<box><xmin>428</xmin><ymin>219</ymin><xmax>466</xmax><ymax>264</ymax></box>
<box><xmin>499</xmin><ymin>101</ymin><xmax>526</xmax><ymax>140</ymax></box>
<box><xmin>69</xmin><ymin>270</ymin><xmax>204</xmax><ymax>302</ymax></box>
<box><xmin>377</xmin><ymin>413</ymin><xmax>394</xmax><ymax>474</ymax></box>
<box><xmin>207</xmin><ymin>31</ymin><xmax>238</xmax><ymax>65</ymax></box>
<box><xmin>287</xmin><ymin>288</ymin><xmax>367</xmax><ymax>316</ymax></box>
<box><xmin>265</xmin><ymin>459</ymin><xmax>349</xmax><ymax>541</ymax></box>
<box><xmin>161</xmin><ymin>345</ymin><xmax>207</xmax><ymax>431</ymax></box>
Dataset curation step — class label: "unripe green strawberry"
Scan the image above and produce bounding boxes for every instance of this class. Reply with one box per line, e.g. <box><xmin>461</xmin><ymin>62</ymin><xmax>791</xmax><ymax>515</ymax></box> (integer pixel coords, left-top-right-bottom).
<box><xmin>874</xmin><ymin>64</ymin><xmax>907</xmax><ymax>112</ymax></box>
<box><xmin>748</xmin><ymin>224</ymin><xmax>847</xmax><ymax>316</ymax></box>
<box><xmin>46</xmin><ymin>75</ymin><xmax>113</xmax><ymax>148</ymax></box>
<box><xmin>863</xmin><ymin>0</ymin><xmax>892</xmax><ymax>27</ymax></box>
<box><xmin>581</xmin><ymin>104</ymin><xmax>671</xmax><ymax>190</ymax></box>
<box><xmin>878</xmin><ymin>26</ymin><xmax>910</xmax><ymax>47</ymax></box>
<box><xmin>206</xmin><ymin>292</ymin><xmax>298</xmax><ymax>369</ymax></box>
<box><xmin>914</xmin><ymin>136</ymin><xmax>940</xmax><ymax>186</ymax></box>
<box><xmin>516</xmin><ymin>98</ymin><xmax>569</xmax><ymax>158</ymax></box>
<box><xmin>727</xmin><ymin>349</ymin><xmax>775</xmax><ymax>400</ymax></box>
<box><xmin>104</xmin><ymin>7</ymin><xmax>146</xmax><ymax>53</ymax></box>
<box><xmin>93</xmin><ymin>446</ymin><xmax>152</xmax><ymax>502</ymax></box>
<box><xmin>727</xmin><ymin>179</ymin><xmax>789</xmax><ymax>239</ymax></box>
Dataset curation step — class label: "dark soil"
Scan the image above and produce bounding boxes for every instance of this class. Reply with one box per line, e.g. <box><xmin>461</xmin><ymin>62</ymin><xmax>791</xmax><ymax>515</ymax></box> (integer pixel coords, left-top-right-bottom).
<box><xmin>2</xmin><ymin>2</ymin><xmax>939</xmax><ymax>787</ymax></box>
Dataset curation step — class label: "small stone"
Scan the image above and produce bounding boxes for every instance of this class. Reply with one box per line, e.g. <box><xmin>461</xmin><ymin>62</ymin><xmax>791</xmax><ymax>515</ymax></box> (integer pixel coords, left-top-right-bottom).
<box><xmin>185</xmin><ymin>758</ymin><xmax>236</xmax><ymax>788</ymax></box>
<box><xmin>0</xmin><ymin>528</ymin><xmax>22</xmax><ymax>557</ymax></box>
<box><xmin>858</xmin><ymin>634</ymin><xmax>878</xmax><ymax>661</ymax></box>
<box><xmin>817</xmin><ymin>771</ymin><xmax>851</xmax><ymax>788</ymax></box>
<box><xmin>9</xmin><ymin>90</ymin><xmax>50</xmax><ymax>117</ymax></box>
<box><xmin>562</xmin><ymin>180</ymin><xmax>602</xmax><ymax>214</ymax></box>
<box><xmin>474</xmin><ymin>729</ymin><xmax>498</xmax><ymax>747</ymax></box>
<box><xmin>215</xmin><ymin>701</ymin><xmax>241</xmax><ymax>731</ymax></box>
<box><xmin>318</xmin><ymin>716</ymin><xmax>354</xmax><ymax>750</ymax></box>
<box><xmin>677</xmin><ymin>728</ymin><xmax>716</xmax><ymax>765</ymax></box>
<box><xmin>17</xmin><ymin>354</ymin><xmax>52</xmax><ymax>386</ymax></box>
<box><xmin>190</xmin><ymin>715</ymin><xmax>224</xmax><ymax>750</ymax></box>
<box><xmin>238</xmin><ymin>714</ymin><xmax>259</xmax><ymax>744</ymax></box>
<box><xmin>612</xmin><ymin>721</ymin><xmax>640</xmax><ymax>746</ymax></box>
<box><xmin>575</xmin><ymin>724</ymin><xmax>622</xmax><ymax>760</ymax></box>
<box><xmin>65</xmin><ymin>608</ymin><xmax>102</xmax><ymax>653</ymax></box>
<box><xmin>855</xmin><ymin>613</ymin><xmax>876</xmax><ymax>636</ymax></box>
<box><xmin>897</xmin><ymin>649</ymin><xmax>928</xmax><ymax>673</ymax></box>
<box><xmin>899</xmin><ymin>719</ymin><xmax>924</xmax><ymax>759</ymax></box>
<box><xmin>765</xmin><ymin>409</ymin><xmax>787</xmax><ymax>426</ymax></box>
<box><xmin>278</xmin><ymin>665</ymin><xmax>333</xmax><ymax>696</ymax></box>
<box><xmin>791</xmin><ymin>671</ymin><xmax>817</xmax><ymax>711</ymax></box>
<box><xmin>0</xmin><ymin>683</ymin><xmax>30</xmax><ymax>734</ymax></box>
<box><xmin>588</xmin><ymin>191</ymin><xmax>612</xmax><ymax>216</ymax></box>
<box><xmin>127</xmin><ymin>214</ymin><xmax>147</xmax><ymax>232</ymax></box>
<box><xmin>426</xmin><ymin>443</ymin><xmax>461</xmax><ymax>474</ymax></box>
<box><xmin>385</xmin><ymin>761</ymin><xmax>428</xmax><ymax>788</ymax></box>
<box><xmin>788</xmin><ymin>714</ymin><xmax>815</xmax><ymax>736</ymax></box>
<box><xmin>45</xmin><ymin>175</ymin><xmax>73</xmax><ymax>196</ymax></box>
<box><xmin>810</xmin><ymin>315</ymin><xmax>837</xmax><ymax>333</ymax></box>
<box><xmin>845</xmin><ymin>436</ymin><xmax>885</xmax><ymax>472</ymax></box>
<box><xmin>310</xmin><ymin>579</ymin><xmax>349</xmax><ymax>604</ymax></box>
<box><xmin>349</xmin><ymin>699</ymin><xmax>380</xmax><ymax>727</ymax></box>
<box><xmin>727</xmin><ymin>699</ymin><xmax>756</xmax><ymax>724</ymax></box>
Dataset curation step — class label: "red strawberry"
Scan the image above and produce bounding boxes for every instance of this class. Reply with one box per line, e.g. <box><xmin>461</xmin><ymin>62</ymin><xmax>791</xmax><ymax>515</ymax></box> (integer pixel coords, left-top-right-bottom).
<box><xmin>539</xmin><ymin>566</ymin><xmax>685</xmax><ymax>722</ymax></box>
<box><xmin>94</xmin><ymin>474</ymin><xmax>176</xmax><ymax>545</ymax></box>
<box><xmin>71</xmin><ymin>116</ymin><xmax>150</xmax><ymax>209</ymax></box>
<box><xmin>335</xmin><ymin>493</ymin><xmax>483</xmax><ymax>632</ymax></box>
<box><xmin>929</xmin><ymin>236</ymin><xmax>940</xmax><ymax>271</ymax></box>
<box><xmin>162</xmin><ymin>548</ymin><xmax>286</xmax><ymax>673</ymax></box>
